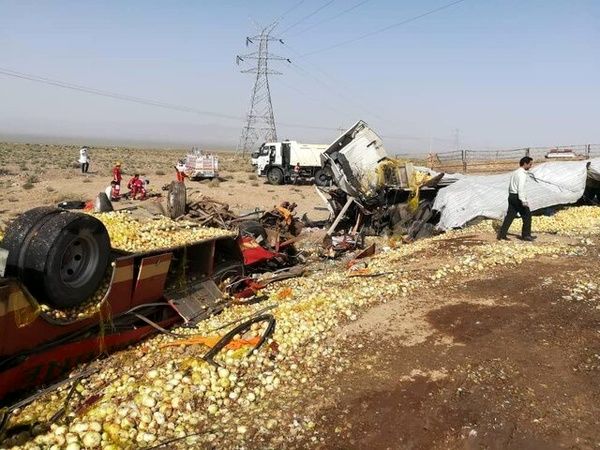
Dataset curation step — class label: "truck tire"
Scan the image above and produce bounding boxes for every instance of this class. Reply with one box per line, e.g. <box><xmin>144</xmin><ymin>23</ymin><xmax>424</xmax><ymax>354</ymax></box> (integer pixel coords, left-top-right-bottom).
<box><xmin>267</xmin><ymin>168</ymin><xmax>284</xmax><ymax>185</ymax></box>
<box><xmin>94</xmin><ymin>192</ymin><xmax>114</xmax><ymax>213</ymax></box>
<box><xmin>1</xmin><ymin>206</ymin><xmax>62</xmax><ymax>276</ymax></box>
<box><xmin>21</xmin><ymin>212</ymin><xmax>111</xmax><ymax>308</ymax></box>
<box><xmin>238</xmin><ymin>220</ymin><xmax>268</xmax><ymax>246</ymax></box>
<box><xmin>314</xmin><ymin>168</ymin><xmax>332</xmax><ymax>187</ymax></box>
<box><xmin>167</xmin><ymin>181</ymin><xmax>187</xmax><ymax>219</ymax></box>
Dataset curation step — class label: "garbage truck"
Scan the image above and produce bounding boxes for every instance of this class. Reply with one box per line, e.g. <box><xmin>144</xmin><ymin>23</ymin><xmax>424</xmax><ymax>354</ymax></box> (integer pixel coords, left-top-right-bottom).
<box><xmin>251</xmin><ymin>141</ymin><xmax>330</xmax><ymax>185</ymax></box>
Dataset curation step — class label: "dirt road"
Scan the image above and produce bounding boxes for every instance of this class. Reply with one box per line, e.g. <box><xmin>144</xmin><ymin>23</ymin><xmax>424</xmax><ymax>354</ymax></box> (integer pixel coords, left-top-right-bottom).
<box><xmin>299</xmin><ymin>236</ymin><xmax>600</xmax><ymax>449</ymax></box>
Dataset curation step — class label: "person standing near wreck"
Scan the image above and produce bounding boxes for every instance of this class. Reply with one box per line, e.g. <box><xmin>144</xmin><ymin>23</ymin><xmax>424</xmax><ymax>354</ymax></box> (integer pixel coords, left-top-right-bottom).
<box><xmin>497</xmin><ymin>157</ymin><xmax>535</xmax><ymax>241</ymax></box>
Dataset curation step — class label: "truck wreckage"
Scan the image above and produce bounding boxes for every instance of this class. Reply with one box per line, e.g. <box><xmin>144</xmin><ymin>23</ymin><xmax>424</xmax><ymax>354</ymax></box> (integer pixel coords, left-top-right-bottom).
<box><xmin>308</xmin><ymin>121</ymin><xmax>600</xmax><ymax>247</ymax></box>
<box><xmin>307</xmin><ymin>120</ymin><xmax>447</xmax><ymax>244</ymax></box>
<box><xmin>2</xmin><ymin>120</ymin><xmax>599</xmax><ymax>419</ymax></box>
<box><xmin>0</xmin><ymin>199</ymin><xmax>305</xmax><ymax>407</ymax></box>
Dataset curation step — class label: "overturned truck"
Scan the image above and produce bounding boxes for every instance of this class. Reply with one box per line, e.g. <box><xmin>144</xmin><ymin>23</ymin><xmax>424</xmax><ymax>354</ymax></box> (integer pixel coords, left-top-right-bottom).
<box><xmin>318</xmin><ymin>121</ymin><xmax>445</xmax><ymax>240</ymax></box>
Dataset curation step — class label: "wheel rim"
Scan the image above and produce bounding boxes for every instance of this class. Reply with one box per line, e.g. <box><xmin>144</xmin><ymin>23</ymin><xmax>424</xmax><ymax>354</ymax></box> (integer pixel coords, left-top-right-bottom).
<box><xmin>59</xmin><ymin>232</ymin><xmax>100</xmax><ymax>288</ymax></box>
<box><xmin>268</xmin><ymin>170</ymin><xmax>280</xmax><ymax>183</ymax></box>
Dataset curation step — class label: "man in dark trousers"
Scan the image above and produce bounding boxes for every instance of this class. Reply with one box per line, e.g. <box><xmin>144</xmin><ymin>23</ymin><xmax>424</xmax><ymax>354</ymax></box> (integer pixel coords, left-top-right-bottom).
<box><xmin>497</xmin><ymin>157</ymin><xmax>535</xmax><ymax>241</ymax></box>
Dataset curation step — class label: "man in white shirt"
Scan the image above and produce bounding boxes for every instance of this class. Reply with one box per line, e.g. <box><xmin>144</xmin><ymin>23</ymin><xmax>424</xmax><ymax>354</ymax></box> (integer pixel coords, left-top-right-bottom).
<box><xmin>104</xmin><ymin>181</ymin><xmax>120</xmax><ymax>201</ymax></box>
<box><xmin>498</xmin><ymin>157</ymin><xmax>535</xmax><ymax>241</ymax></box>
<box><xmin>79</xmin><ymin>146</ymin><xmax>90</xmax><ymax>173</ymax></box>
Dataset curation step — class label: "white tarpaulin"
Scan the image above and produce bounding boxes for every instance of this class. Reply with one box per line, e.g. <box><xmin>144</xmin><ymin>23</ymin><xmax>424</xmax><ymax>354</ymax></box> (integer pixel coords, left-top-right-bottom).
<box><xmin>433</xmin><ymin>159</ymin><xmax>600</xmax><ymax>230</ymax></box>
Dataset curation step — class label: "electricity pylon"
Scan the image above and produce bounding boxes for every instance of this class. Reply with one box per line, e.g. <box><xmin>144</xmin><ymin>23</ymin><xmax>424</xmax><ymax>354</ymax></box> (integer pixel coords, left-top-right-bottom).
<box><xmin>236</xmin><ymin>23</ymin><xmax>290</xmax><ymax>155</ymax></box>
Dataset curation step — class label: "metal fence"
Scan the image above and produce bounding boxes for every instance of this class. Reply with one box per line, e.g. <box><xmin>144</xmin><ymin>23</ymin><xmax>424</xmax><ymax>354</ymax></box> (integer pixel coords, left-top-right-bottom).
<box><xmin>419</xmin><ymin>144</ymin><xmax>600</xmax><ymax>173</ymax></box>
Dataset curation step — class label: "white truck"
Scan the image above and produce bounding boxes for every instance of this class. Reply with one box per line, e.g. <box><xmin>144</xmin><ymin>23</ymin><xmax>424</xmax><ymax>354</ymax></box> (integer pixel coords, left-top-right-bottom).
<box><xmin>184</xmin><ymin>148</ymin><xmax>219</xmax><ymax>179</ymax></box>
<box><xmin>251</xmin><ymin>141</ymin><xmax>331</xmax><ymax>185</ymax></box>
<box><xmin>321</xmin><ymin>120</ymin><xmax>390</xmax><ymax>198</ymax></box>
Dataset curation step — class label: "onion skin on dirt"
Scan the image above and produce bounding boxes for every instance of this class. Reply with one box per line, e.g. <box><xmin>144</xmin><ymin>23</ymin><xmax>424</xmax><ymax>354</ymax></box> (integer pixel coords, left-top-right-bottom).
<box><xmin>2</xmin><ymin>206</ymin><xmax>600</xmax><ymax>449</ymax></box>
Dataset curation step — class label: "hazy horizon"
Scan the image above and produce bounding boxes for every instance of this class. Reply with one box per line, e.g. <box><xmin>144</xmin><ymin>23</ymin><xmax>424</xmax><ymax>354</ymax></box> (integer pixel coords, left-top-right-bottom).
<box><xmin>1</xmin><ymin>1</ymin><xmax>599</xmax><ymax>154</ymax></box>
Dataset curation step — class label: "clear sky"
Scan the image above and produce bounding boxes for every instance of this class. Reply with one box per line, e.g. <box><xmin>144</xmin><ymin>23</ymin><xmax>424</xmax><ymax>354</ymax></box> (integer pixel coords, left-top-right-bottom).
<box><xmin>0</xmin><ymin>0</ymin><xmax>599</xmax><ymax>153</ymax></box>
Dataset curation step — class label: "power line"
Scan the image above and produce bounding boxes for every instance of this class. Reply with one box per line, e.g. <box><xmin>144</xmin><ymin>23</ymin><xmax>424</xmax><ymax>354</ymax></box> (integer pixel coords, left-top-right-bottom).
<box><xmin>0</xmin><ymin>66</ymin><xmax>337</xmax><ymax>133</ymax></box>
<box><xmin>279</xmin><ymin>0</ymin><xmax>336</xmax><ymax>35</ymax></box>
<box><xmin>0</xmin><ymin>66</ymin><xmax>449</xmax><ymax>145</ymax></box>
<box><xmin>288</xmin><ymin>0</ymin><xmax>373</xmax><ymax>38</ymax></box>
<box><xmin>283</xmin><ymin>43</ymin><xmax>391</xmax><ymax>124</ymax></box>
<box><xmin>300</xmin><ymin>0</ymin><xmax>468</xmax><ymax>57</ymax></box>
<box><xmin>0</xmin><ymin>67</ymin><xmax>242</xmax><ymax>121</ymax></box>
<box><xmin>274</xmin><ymin>0</ymin><xmax>307</xmax><ymax>23</ymax></box>
<box><xmin>236</xmin><ymin>25</ymin><xmax>289</xmax><ymax>154</ymax></box>
<box><xmin>274</xmin><ymin>77</ymin><xmax>352</xmax><ymax>120</ymax></box>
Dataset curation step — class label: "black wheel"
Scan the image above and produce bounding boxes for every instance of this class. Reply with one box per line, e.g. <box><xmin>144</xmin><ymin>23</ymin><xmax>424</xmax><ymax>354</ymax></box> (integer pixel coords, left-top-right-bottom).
<box><xmin>167</xmin><ymin>181</ymin><xmax>187</xmax><ymax>219</ymax></box>
<box><xmin>1</xmin><ymin>207</ymin><xmax>62</xmax><ymax>276</ymax></box>
<box><xmin>267</xmin><ymin>168</ymin><xmax>284</xmax><ymax>185</ymax></box>
<box><xmin>94</xmin><ymin>192</ymin><xmax>113</xmax><ymax>212</ymax></box>
<box><xmin>238</xmin><ymin>220</ymin><xmax>268</xmax><ymax>245</ymax></box>
<box><xmin>314</xmin><ymin>168</ymin><xmax>332</xmax><ymax>187</ymax></box>
<box><xmin>22</xmin><ymin>212</ymin><xmax>111</xmax><ymax>308</ymax></box>
<box><xmin>212</xmin><ymin>261</ymin><xmax>244</xmax><ymax>285</ymax></box>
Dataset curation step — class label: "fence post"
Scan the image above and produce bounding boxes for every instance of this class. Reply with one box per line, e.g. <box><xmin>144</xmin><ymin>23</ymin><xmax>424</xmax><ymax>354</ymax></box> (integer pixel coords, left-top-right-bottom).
<box><xmin>587</xmin><ymin>144</ymin><xmax>591</xmax><ymax>158</ymax></box>
<box><xmin>525</xmin><ymin>148</ymin><xmax>530</xmax><ymax>157</ymax></box>
<box><xmin>462</xmin><ymin>150</ymin><xmax>467</xmax><ymax>173</ymax></box>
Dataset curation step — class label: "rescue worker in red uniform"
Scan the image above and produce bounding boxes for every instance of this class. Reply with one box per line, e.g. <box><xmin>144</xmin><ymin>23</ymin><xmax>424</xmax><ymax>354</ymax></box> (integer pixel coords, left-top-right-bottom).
<box><xmin>134</xmin><ymin>177</ymin><xmax>147</xmax><ymax>200</ymax></box>
<box><xmin>127</xmin><ymin>174</ymin><xmax>141</xmax><ymax>199</ymax></box>
<box><xmin>112</xmin><ymin>162</ymin><xmax>122</xmax><ymax>186</ymax></box>
<box><xmin>175</xmin><ymin>160</ymin><xmax>188</xmax><ymax>183</ymax></box>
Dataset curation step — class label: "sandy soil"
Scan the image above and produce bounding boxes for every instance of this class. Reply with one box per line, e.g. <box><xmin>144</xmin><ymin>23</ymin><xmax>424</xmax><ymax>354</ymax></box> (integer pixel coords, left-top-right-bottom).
<box><xmin>0</xmin><ymin>143</ymin><xmax>327</xmax><ymax>230</ymax></box>
<box><xmin>2</xmin><ymin>142</ymin><xmax>600</xmax><ymax>449</ymax></box>
<box><xmin>289</xmin><ymin>235</ymin><xmax>600</xmax><ymax>449</ymax></box>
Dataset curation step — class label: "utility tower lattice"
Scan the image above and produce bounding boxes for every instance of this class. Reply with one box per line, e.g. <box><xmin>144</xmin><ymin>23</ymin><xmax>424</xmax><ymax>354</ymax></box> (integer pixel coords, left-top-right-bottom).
<box><xmin>236</xmin><ymin>24</ymin><xmax>290</xmax><ymax>155</ymax></box>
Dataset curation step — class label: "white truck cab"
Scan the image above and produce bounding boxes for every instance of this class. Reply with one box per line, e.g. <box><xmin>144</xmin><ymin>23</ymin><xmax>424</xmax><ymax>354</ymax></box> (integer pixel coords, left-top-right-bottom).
<box><xmin>251</xmin><ymin>141</ymin><xmax>330</xmax><ymax>185</ymax></box>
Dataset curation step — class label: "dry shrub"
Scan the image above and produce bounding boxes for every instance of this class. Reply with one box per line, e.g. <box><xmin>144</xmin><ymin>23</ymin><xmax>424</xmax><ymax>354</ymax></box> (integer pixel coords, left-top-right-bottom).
<box><xmin>53</xmin><ymin>192</ymin><xmax>88</xmax><ymax>203</ymax></box>
<box><xmin>22</xmin><ymin>182</ymin><xmax>34</xmax><ymax>190</ymax></box>
<box><xmin>248</xmin><ymin>174</ymin><xmax>257</xmax><ymax>180</ymax></box>
<box><xmin>208</xmin><ymin>179</ymin><xmax>220</xmax><ymax>188</ymax></box>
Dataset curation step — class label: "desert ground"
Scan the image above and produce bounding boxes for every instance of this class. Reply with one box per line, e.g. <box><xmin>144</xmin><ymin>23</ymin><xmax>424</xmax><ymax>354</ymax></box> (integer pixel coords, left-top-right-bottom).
<box><xmin>0</xmin><ymin>143</ymin><xmax>327</xmax><ymax>232</ymax></box>
<box><xmin>1</xmin><ymin>142</ymin><xmax>600</xmax><ymax>449</ymax></box>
